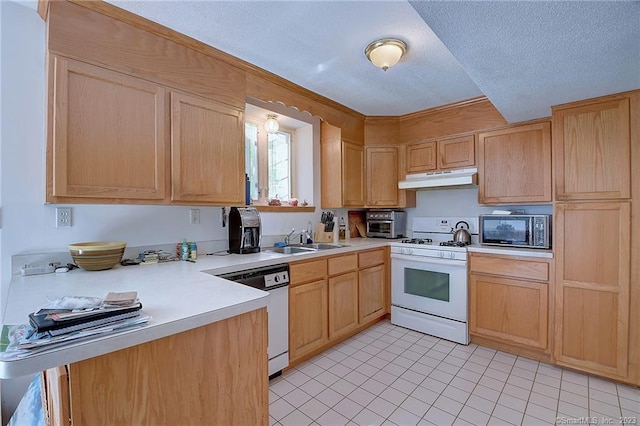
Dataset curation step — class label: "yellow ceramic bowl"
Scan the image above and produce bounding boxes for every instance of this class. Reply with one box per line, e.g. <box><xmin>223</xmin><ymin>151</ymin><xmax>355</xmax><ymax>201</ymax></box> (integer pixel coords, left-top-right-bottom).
<box><xmin>69</xmin><ymin>241</ymin><xmax>127</xmax><ymax>271</ymax></box>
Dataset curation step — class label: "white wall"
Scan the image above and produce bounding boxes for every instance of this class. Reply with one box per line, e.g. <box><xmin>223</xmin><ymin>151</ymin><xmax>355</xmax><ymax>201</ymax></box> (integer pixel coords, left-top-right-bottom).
<box><xmin>405</xmin><ymin>187</ymin><xmax>552</xmax><ymax>235</ymax></box>
<box><xmin>1</xmin><ymin>2</ymin><xmax>46</xmax><ymax>420</ymax></box>
<box><xmin>0</xmin><ymin>2</ymin><xmax>325</xmax><ymax>420</ymax></box>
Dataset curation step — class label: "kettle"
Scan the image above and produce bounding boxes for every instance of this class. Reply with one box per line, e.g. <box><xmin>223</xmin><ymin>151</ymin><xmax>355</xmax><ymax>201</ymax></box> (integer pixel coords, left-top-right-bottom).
<box><xmin>452</xmin><ymin>221</ymin><xmax>472</xmax><ymax>245</ymax></box>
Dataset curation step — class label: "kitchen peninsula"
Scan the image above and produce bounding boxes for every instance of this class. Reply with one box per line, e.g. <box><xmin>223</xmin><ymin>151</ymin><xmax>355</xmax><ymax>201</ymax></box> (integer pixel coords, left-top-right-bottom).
<box><xmin>1</xmin><ymin>254</ymin><xmax>280</xmax><ymax>424</ymax></box>
<box><xmin>1</xmin><ymin>240</ymin><xmax>390</xmax><ymax>424</ymax></box>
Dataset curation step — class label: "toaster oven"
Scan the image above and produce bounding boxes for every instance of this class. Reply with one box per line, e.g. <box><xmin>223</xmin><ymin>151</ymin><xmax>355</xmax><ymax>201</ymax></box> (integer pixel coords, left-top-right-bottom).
<box><xmin>366</xmin><ymin>210</ymin><xmax>406</xmax><ymax>239</ymax></box>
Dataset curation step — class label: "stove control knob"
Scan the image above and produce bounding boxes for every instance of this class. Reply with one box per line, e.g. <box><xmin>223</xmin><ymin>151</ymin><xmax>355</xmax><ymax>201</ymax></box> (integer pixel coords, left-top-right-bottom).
<box><xmin>438</xmin><ymin>251</ymin><xmax>445</xmax><ymax>258</ymax></box>
<box><xmin>449</xmin><ymin>252</ymin><xmax>456</xmax><ymax>259</ymax></box>
<box><xmin>402</xmin><ymin>248</ymin><xmax>412</xmax><ymax>255</ymax></box>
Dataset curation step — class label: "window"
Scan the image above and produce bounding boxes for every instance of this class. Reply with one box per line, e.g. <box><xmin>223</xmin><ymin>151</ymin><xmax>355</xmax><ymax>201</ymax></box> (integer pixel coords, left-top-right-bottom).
<box><xmin>268</xmin><ymin>131</ymin><xmax>291</xmax><ymax>200</ymax></box>
<box><xmin>245</xmin><ymin>121</ymin><xmax>293</xmax><ymax>203</ymax></box>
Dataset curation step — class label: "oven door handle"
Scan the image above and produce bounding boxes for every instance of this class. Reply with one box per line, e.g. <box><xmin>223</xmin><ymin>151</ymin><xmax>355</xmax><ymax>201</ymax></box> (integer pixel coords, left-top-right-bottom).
<box><xmin>390</xmin><ymin>253</ymin><xmax>466</xmax><ymax>266</ymax></box>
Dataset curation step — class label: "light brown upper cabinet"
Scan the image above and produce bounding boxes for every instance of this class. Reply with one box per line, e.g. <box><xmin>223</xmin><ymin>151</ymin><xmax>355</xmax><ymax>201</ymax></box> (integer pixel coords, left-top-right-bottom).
<box><xmin>553</xmin><ymin>96</ymin><xmax>631</xmax><ymax>200</ymax></box>
<box><xmin>47</xmin><ymin>56</ymin><xmax>167</xmax><ymax>202</ymax></box>
<box><xmin>406</xmin><ymin>141</ymin><xmax>437</xmax><ymax>173</ymax></box>
<box><xmin>366</xmin><ymin>147</ymin><xmax>398</xmax><ymax>207</ymax></box>
<box><xmin>47</xmin><ymin>56</ymin><xmax>246</xmax><ymax>206</ymax></box>
<box><xmin>478</xmin><ymin>122</ymin><xmax>551</xmax><ymax>204</ymax></box>
<box><xmin>438</xmin><ymin>135</ymin><xmax>476</xmax><ymax>170</ymax></box>
<box><xmin>406</xmin><ymin>134</ymin><xmax>475</xmax><ymax>174</ymax></box>
<box><xmin>170</xmin><ymin>92</ymin><xmax>244</xmax><ymax>204</ymax></box>
<box><xmin>321</xmin><ymin>121</ymin><xmax>364</xmax><ymax>208</ymax></box>
<box><xmin>363</xmin><ymin>118</ymin><xmax>415</xmax><ymax>208</ymax></box>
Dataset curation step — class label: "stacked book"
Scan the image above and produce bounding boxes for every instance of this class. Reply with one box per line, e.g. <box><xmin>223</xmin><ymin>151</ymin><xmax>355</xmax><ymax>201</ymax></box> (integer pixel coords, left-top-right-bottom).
<box><xmin>1</xmin><ymin>292</ymin><xmax>149</xmax><ymax>358</ymax></box>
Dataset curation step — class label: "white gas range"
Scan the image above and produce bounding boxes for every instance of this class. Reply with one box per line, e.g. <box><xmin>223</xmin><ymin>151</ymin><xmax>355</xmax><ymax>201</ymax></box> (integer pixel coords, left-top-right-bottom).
<box><xmin>390</xmin><ymin>216</ymin><xmax>478</xmax><ymax>345</ymax></box>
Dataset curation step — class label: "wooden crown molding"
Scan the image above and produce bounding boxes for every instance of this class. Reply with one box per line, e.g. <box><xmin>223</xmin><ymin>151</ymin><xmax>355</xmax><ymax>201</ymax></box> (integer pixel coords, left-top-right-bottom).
<box><xmin>41</xmin><ymin>0</ymin><xmax>364</xmax><ymax>120</ymax></box>
<box><xmin>398</xmin><ymin>96</ymin><xmax>496</xmax><ymax>122</ymax></box>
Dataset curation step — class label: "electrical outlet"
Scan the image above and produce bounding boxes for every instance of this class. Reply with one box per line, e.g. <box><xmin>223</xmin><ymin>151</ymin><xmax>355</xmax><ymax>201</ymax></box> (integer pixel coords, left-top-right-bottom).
<box><xmin>190</xmin><ymin>209</ymin><xmax>200</xmax><ymax>225</ymax></box>
<box><xmin>56</xmin><ymin>207</ymin><xmax>72</xmax><ymax>227</ymax></box>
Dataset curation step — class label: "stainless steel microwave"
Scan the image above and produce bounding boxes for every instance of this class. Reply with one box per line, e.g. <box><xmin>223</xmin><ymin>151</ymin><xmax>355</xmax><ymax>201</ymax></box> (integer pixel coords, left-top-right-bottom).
<box><xmin>479</xmin><ymin>214</ymin><xmax>551</xmax><ymax>249</ymax></box>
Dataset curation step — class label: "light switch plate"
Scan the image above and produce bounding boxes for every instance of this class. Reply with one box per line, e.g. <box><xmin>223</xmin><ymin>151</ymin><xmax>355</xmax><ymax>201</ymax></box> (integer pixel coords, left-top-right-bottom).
<box><xmin>190</xmin><ymin>209</ymin><xmax>200</xmax><ymax>225</ymax></box>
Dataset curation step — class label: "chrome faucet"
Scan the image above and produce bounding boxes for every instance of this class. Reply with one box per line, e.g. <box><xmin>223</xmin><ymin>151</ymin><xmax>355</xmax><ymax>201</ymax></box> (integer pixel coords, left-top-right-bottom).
<box><xmin>284</xmin><ymin>228</ymin><xmax>296</xmax><ymax>245</ymax></box>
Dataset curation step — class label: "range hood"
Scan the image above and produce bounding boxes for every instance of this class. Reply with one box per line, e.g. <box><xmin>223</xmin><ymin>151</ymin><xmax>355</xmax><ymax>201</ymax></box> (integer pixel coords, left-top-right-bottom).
<box><xmin>398</xmin><ymin>167</ymin><xmax>478</xmax><ymax>190</ymax></box>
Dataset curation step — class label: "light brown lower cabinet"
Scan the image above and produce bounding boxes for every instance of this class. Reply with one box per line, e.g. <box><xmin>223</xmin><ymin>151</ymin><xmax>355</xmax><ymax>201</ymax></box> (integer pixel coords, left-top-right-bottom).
<box><xmin>289</xmin><ymin>248</ymin><xmax>388</xmax><ymax>365</ymax></box>
<box><xmin>289</xmin><ymin>279</ymin><xmax>330</xmax><ymax>360</ymax></box>
<box><xmin>358</xmin><ymin>264</ymin><xmax>385</xmax><ymax>324</ymax></box>
<box><xmin>43</xmin><ymin>309</ymin><xmax>268</xmax><ymax>425</ymax></box>
<box><xmin>469</xmin><ymin>253</ymin><xmax>552</xmax><ymax>360</ymax></box>
<box><xmin>328</xmin><ymin>272</ymin><xmax>359</xmax><ymax>339</ymax></box>
<box><xmin>328</xmin><ymin>254</ymin><xmax>359</xmax><ymax>340</ymax></box>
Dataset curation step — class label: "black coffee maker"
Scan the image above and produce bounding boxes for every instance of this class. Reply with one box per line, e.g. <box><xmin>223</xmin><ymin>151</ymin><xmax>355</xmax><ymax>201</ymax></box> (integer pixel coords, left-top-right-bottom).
<box><xmin>228</xmin><ymin>207</ymin><xmax>261</xmax><ymax>254</ymax></box>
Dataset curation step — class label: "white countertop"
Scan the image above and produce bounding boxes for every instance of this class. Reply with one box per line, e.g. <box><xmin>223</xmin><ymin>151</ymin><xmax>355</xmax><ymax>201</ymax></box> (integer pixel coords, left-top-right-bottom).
<box><xmin>467</xmin><ymin>244</ymin><xmax>554</xmax><ymax>259</ymax></box>
<box><xmin>1</xmin><ymin>238</ymin><xmax>390</xmax><ymax>378</ymax></box>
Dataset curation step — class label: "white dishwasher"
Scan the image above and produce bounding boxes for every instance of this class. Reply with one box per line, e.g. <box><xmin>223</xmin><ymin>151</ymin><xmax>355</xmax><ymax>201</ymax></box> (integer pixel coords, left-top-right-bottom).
<box><xmin>217</xmin><ymin>263</ymin><xmax>289</xmax><ymax>378</ymax></box>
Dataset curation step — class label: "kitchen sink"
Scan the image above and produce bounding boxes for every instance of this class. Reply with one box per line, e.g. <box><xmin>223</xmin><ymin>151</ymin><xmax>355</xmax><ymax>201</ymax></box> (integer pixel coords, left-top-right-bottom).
<box><xmin>297</xmin><ymin>243</ymin><xmax>350</xmax><ymax>250</ymax></box>
<box><xmin>264</xmin><ymin>246</ymin><xmax>317</xmax><ymax>255</ymax></box>
<box><xmin>263</xmin><ymin>243</ymin><xmax>350</xmax><ymax>255</ymax></box>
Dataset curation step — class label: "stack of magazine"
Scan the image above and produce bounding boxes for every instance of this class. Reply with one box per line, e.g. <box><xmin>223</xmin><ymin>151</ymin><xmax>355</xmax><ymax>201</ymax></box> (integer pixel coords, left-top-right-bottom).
<box><xmin>1</xmin><ymin>292</ymin><xmax>150</xmax><ymax>359</ymax></box>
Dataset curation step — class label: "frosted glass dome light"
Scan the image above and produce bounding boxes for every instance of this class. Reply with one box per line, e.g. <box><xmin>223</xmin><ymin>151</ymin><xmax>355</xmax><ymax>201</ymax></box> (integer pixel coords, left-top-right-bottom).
<box><xmin>265</xmin><ymin>115</ymin><xmax>279</xmax><ymax>133</ymax></box>
<box><xmin>365</xmin><ymin>38</ymin><xmax>407</xmax><ymax>71</ymax></box>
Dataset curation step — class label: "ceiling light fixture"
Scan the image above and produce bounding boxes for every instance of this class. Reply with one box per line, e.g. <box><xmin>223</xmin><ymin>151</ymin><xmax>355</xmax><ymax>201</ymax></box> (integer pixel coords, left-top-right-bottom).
<box><xmin>364</xmin><ymin>38</ymin><xmax>407</xmax><ymax>71</ymax></box>
<box><xmin>264</xmin><ymin>114</ymin><xmax>279</xmax><ymax>133</ymax></box>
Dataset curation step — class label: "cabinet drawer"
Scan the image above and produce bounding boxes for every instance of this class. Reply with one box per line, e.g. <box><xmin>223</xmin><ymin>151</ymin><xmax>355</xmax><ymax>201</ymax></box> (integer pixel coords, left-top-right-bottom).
<box><xmin>290</xmin><ymin>259</ymin><xmax>327</xmax><ymax>284</ymax></box>
<box><xmin>359</xmin><ymin>249</ymin><xmax>386</xmax><ymax>269</ymax></box>
<box><xmin>470</xmin><ymin>255</ymin><xmax>549</xmax><ymax>282</ymax></box>
<box><xmin>328</xmin><ymin>254</ymin><xmax>358</xmax><ymax>276</ymax></box>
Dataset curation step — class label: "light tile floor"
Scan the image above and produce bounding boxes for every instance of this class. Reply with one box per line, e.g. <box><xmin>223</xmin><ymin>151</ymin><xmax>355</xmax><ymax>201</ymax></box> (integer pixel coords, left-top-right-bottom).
<box><xmin>269</xmin><ymin>320</ymin><xmax>640</xmax><ymax>426</ymax></box>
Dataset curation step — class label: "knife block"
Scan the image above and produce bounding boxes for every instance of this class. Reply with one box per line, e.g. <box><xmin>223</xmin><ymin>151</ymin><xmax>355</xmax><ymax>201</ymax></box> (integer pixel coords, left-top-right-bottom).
<box><xmin>314</xmin><ymin>223</ymin><xmax>335</xmax><ymax>243</ymax></box>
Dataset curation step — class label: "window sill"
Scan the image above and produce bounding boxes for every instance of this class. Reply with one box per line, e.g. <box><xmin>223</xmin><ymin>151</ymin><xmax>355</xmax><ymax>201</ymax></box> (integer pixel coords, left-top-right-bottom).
<box><xmin>252</xmin><ymin>205</ymin><xmax>316</xmax><ymax>213</ymax></box>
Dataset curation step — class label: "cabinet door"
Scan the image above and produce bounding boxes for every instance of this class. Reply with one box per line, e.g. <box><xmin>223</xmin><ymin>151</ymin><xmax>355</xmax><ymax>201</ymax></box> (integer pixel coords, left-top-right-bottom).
<box><xmin>358</xmin><ymin>264</ymin><xmax>386</xmax><ymax>324</ymax></box>
<box><xmin>43</xmin><ymin>366</ymin><xmax>70</xmax><ymax>426</ymax></box>
<box><xmin>553</xmin><ymin>98</ymin><xmax>631</xmax><ymax>200</ymax></box>
<box><xmin>328</xmin><ymin>272</ymin><xmax>359</xmax><ymax>339</ymax></box>
<box><xmin>170</xmin><ymin>92</ymin><xmax>244</xmax><ymax>204</ymax></box>
<box><xmin>554</xmin><ymin>202</ymin><xmax>630</xmax><ymax>379</ymax></box>
<box><xmin>470</xmin><ymin>274</ymin><xmax>548</xmax><ymax>350</ymax></box>
<box><xmin>406</xmin><ymin>141</ymin><xmax>437</xmax><ymax>173</ymax></box>
<box><xmin>478</xmin><ymin>122</ymin><xmax>551</xmax><ymax>204</ymax></box>
<box><xmin>438</xmin><ymin>135</ymin><xmax>475</xmax><ymax>170</ymax></box>
<box><xmin>289</xmin><ymin>280</ymin><xmax>329</xmax><ymax>361</ymax></box>
<box><xmin>366</xmin><ymin>147</ymin><xmax>398</xmax><ymax>206</ymax></box>
<box><xmin>49</xmin><ymin>56</ymin><xmax>166</xmax><ymax>201</ymax></box>
<box><xmin>342</xmin><ymin>141</ymin><xmax>365</xmax><ymax>206</ymax></box>
<box><xmin>321</xmin><ymin>122</ymin><xmax>343</xmax><ymax>208</ymax></box>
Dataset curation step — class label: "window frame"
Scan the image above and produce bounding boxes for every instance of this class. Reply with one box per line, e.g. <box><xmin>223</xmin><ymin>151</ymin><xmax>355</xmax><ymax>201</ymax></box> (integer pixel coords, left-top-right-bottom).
<box><xmin>244</xmin><ymin>119</ymin><xmax>295</xmax><ymax>204</ymax></box>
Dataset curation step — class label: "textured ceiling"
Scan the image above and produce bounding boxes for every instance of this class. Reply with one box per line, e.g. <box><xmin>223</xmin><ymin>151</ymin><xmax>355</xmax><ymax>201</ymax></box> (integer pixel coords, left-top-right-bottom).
<box><xmin>105</xmin><ymin>1</ymin><xmax>640</xmax><ymax>122</ymax></box>
<box><xmin>409</xmin><ymin>1</ymin><xmax>640</xmax><ymax>123</ymax></box>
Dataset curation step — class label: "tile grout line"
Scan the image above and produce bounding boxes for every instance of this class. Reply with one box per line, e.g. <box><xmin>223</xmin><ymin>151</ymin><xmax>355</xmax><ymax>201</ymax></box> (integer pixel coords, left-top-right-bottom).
<box><xmin>269</xmin><ymin>321</ymin><xmax>636</xmax><ymax>426</ymax></box>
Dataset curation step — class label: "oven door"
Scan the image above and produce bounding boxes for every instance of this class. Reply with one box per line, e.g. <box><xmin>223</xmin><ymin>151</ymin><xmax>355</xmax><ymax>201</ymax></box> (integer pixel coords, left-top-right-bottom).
<box><xmin>391</xmin><ymin>253</ymin><xmax>467</xmax><ymax>322</ymax></box>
